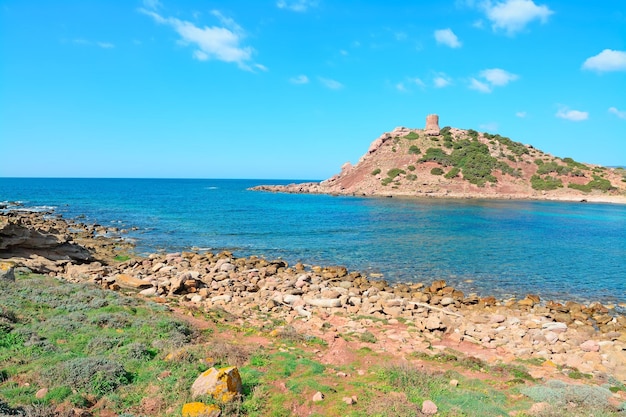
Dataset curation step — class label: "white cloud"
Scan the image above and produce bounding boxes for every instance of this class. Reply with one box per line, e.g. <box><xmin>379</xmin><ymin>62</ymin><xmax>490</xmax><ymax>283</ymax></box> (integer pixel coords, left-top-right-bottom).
<box><xmin>289</xmin><ymin>75</ymin><xmax>309</xmax><ymax>84</ymax></box>
<box><xmin>143</xmin><ymin>0</ymin><xmax>162</xmax><ymax>10</ymax></box>
<box><xmin>395</xmin><ymin>82</ymin><xmax>407</xmax><ymax>92</ymax></box>
<box><xmin>72</xmin><ymin>39</ymin><xmax>114</xmax><ymax>48</ymax></box>
<box><xmin>582</xmin><ymin>49</ymin><xmax>626</xmax><ymax>72</ymax></box>
<box><xmin>556</xmin><ymin>107</ymin><xmax>588</xmax><ymax>121</ymax></box>
<box><xmin>434</xmin><ymin>28</ymin><xmax>462</xmax><ymax>48</ymax></box>
<box><xmin>140</xmin><ymin>8</ymin><xmax>258</xmax><ymax>70</ymax></box>
<box><xmin>411</xmin><ymin>77</ymin><xmax>426</xmax><ymax>88</ymax></box>
<box><xmin>469</xmin><ymin>68</ymin><xmax>518</xmax><ymax>92</ymax></box>
<box><xmin>608</xmin><ymin>107</ymin><xmax>626</xmax><ymax>119</ymax></box>
<box><xmin>469</xmin><ymin>78</ymin><xmax>492</xmax><ymax>93</ymax></box>
<box><xmin>339</xmin><ymin>49</ymin><xmax>348</xmax><ymax>56</ymax></box>
<box><xmin>276</xmin><ymin>0</ymin><xmax>318</xmax><ymax>12</ymax></box>
<box><xmin>516</xmin><ymin>111</ymin><xmax>527</xmax><ymax>118</ymax></box>
<box><xmin>482</xmin><ymin>0</ymin><xmax>553</xmax><ymax>35</ymax></box>
<box><xmin>480</xmin><ymin>122</ymin><xmax>499</xmax><ymax>131</ymax></box>
<box><xmin>480</xmin><ymin>68</ymin><xmax>518</xmax><ymax>86</ymax></box>
<box><xmin>433</xmin><ymin>74</ymin><xmax>451</xmax><ymax>88</ymax></box>
<box><xmin>319</xmin><ymin>77</ymin><xmax>343</xmax><ymax>89</ymax></box>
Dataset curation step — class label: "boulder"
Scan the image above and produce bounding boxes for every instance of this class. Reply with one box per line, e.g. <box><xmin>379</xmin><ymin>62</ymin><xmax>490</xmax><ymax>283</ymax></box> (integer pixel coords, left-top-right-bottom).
<box><xmin>191</xmin><ymin>366</ymin><xmax>242</xmax><ymax>403</ymax></box>
<box><xmin>0</xmin><ymin>261</ymin><xmax>15</xmax><ymax>281</ymax></box>
<box><xmin>181</xmin><ymin>402</ymin><xmax>221</xmax><ymax>417</ymax></box>
<box><xmin>114</xmin><ymin>274</ymin><xmax>152</xmax><ymax>289</ymax></box>
<box><xmin>422</xmin><ymin>399</ymin><xmax>438</xmax><ymax>414</ymax></box>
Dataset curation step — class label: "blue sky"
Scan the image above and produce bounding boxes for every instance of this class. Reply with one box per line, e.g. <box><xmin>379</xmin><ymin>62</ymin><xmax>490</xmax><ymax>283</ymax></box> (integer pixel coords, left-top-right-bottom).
<box><xmin>1</xmin><ymin>0</ymin><xmax>625</xmax><ymax>179</ymax></box>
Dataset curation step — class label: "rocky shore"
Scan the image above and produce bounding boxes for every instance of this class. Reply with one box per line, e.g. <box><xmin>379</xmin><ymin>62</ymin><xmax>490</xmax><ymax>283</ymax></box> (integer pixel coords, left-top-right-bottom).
<box><xmin>1</xmin><ymin>209</ymin><xmax>625</xmax><ymax>385</ymax></box>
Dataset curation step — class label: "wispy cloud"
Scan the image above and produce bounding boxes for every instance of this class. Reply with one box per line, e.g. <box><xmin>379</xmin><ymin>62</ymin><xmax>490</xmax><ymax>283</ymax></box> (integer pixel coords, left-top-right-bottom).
<box><xmin>433</xmin><ymin>73</ymin><xmax>452</xmax><ymax>88</ymax></box>
<box><xmin>556</xmin><ymin>107</ymin><xmax>588</xmax><ymax>121</ymax></box>
<box><xmin>72</xmin><ymin>39</ymin><xmax>115</xmax><ymax>48</ymax></box>
<box><xmin>319</xmin><ymin>77</ymin><xmax>343</xmax><ymax>89</ymax></box>
<box><xmin>516</xmin><ymin>111</ymin><xmax>527</xmax><ymax>118</ymax></box>
<box><xmin>469</xmin><ymin>68</ymin><xmax>518</xmax><ymax>92</ymax></box>
<box><xmin>434</xmin><ymin>28</ymin><xmax>462</xmax><ymax>48</ymax></box>
<box><xmin>395</xmin><ymin>82</ymin><xmax>408</xmax><ymax>92</ymax></box>
<box><xmin>469</xmin><ymin>78</ymin><xmax>492</xmax><ymax>93</ymax></box>
<box><xmin>582</xmin><ymin>49</ymin><xmax>626</xmax><ymax>72</ymax></box>
<box><xmin>480</xmin><ymin>122</ymin><xmax>499</xmax><ymax>131</ymax></box>
<box><xmin>608</xmin><ymin>107</ymin><xmax>626</xmax><ymax>119</ymax></box>
<box><xmin>276</xmin><ymin>0</ymin><xmax>318</xmax><ymax>12</ymax></box>
<box><xmin>289</xmin><ymin>75</ymin><xmax>309</xmax><ymax>84</ymax></box>
<box><xmin>140</xmin><ymin>8</ymin><xmax>259</xmax><ymax>71</ymax></box>
<box><xmin>481</xmin><ymin>0</ymin><xmax>553</xmax><ymax>35</ymax></box>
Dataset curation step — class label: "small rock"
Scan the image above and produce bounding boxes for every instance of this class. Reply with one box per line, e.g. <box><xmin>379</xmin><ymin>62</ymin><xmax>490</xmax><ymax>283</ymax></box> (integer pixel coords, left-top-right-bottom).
<box><xmin>312</xmin><ymin>391</ymin><xmax>324</xmax><ymax>402</ymax></box>
<box><xmin>342</xmin><ymin>396</ymin><xmax>355</xmax><ymax>405</ymax></box>
<box><xmin>580</xmin><ymin>340</ymin><xmax>600</xmax><ymax>352</ymax></box>
<box><xmin>35</xmin><ymin>388</ymin><xmax>48</xmax><ymax>399</ymax></box>
<box><xmin>422</xmin><ymin>399</ymin><xmax>438</xmax><ymax>414</ymax></box>
<box><xmin>440</xmin><ymin>297</ymin><xmax>455</xmax><ymax>306</ymax></box>
<box><xmin>449</xmin><ymin>379</ymin><xmax>459</xmax><ymax>387</ymax></box>
<box><xmin>0</xmin><ymin>262</ymin><xmax>16</xmax><ymax>281</ymax></box>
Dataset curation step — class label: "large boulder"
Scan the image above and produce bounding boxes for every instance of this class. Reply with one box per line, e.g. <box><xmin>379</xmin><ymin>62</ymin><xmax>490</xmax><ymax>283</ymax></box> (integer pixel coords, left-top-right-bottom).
<box><xmin>0</xmin><ymin>261</ymin><xmax>15</xmax><ymax>281</ymax></box>
<box><xmin>191</xmin><ymin>366</ymin><xmax>243</xmax><ymax>403</ymax></box>
<box><xmin>181</xmin><ymin>402</ymin><xmax>221</xmax><ymax>417</ymax></box>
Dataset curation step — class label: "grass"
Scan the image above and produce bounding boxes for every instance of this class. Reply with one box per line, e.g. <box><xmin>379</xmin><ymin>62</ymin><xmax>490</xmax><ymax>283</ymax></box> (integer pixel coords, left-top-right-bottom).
<box><xmin>2</xmin><ymin>273</ymin><xmax>623</xmax><ymax>416</ymax></box>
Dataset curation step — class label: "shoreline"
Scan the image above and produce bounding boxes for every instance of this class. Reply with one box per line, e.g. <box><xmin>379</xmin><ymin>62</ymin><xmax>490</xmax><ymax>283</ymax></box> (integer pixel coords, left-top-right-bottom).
<box><xmin>250</xmin><ymin>183</ymin><xmax>626</xmax><ymax>205</ymax></box>
<box><xmin>1</xmin><ymin>208</ymin><xmax>626</xmax><ymax>385</ymax></box>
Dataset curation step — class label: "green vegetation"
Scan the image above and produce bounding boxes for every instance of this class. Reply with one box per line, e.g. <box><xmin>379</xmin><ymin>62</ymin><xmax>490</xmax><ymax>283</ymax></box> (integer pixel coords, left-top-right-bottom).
<box><xmin>408</xmin><ymin>145</ymin><xmax>421</xmax><ymax>155</ymax></box>
<box><xmin>444</xmin><ymin>167</ymin><xmax>460</xmax><ymax>179</ymax></box>
<box><xmin>387</xmin><ymin>168</ymin><xmax>406</xmax><ymax>179</ymax></box>
<box><xmin>562</xmin><ymin>157</ymin><xmax>589</xmax><ymax>170</ymax></box>
<box><xmin>1</xmin><ymin>273</ymin><xmax>622</xmax><ymax>416</ymax></box>
<box><xmin>484</xmin><ymin>133</ymin><xmax>529</xmax><ymax>156</ymax></box>
<box><xmin>430</xmin><ymin>167</ymin><xmax>444</xmax><ymax>176</ymax></box>
<box><xmin>403</xmin><ymin>131</ymin><xmax>419</xmax><ymax>140</ymax></box>
<box><xmin>536</xmin><ymin>161</ymin><xmax>572</xmax><ymax>176</ymax></box>
<box><xmin>371</xmin><ymin>168</ymin><xmax>381</xmax><ymax>176</ymax></box>
<box><xmin>407</xmin><ymin>165</ymin><xmax>415</xmax><ymax>171</ymax></box>
<box><xmin>568</xmin><ymin>176</ymin><xmax>615</xmax><ymax>192</ymax></box>
<box><xmin>531</xmin><ymin>175</ymin><xmax>563</xmax><ymax>190</ymax></box>
<box><xmin>406</xmin><ymin>174</ymin><xmax>417</xmax><ymax>181</ymax></box>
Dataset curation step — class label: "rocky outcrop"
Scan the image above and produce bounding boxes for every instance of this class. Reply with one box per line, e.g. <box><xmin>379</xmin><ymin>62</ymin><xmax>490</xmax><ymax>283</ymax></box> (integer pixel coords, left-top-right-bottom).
<box><xmin>250</xmin><ymin>114</ymin><xmax>626</xmax><ymax>203</ymax></box>
<box><xmin>424</xmin><ymin>114</ymin><xmax>440</xmax><ymax>136</ymax></box>
<box><xmin>0</xmin><ymin>211</ymin><xmax>133</xmax><ymax>272</ymax></box>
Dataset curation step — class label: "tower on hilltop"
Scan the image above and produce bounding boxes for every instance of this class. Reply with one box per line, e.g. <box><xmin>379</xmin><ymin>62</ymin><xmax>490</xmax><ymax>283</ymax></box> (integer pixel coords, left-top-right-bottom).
<box><xmin>425</xmin><ymin>114</ymin><xmax>440</xmax><ymax>136</ymax></box>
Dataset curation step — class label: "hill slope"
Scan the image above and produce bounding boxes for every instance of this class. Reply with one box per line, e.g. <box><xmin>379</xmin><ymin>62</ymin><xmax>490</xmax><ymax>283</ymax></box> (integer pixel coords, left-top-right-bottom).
<box><xmin>254</xmin><ymin>120</ymin><xmax>626</xmax><ymax>203</ymax></box>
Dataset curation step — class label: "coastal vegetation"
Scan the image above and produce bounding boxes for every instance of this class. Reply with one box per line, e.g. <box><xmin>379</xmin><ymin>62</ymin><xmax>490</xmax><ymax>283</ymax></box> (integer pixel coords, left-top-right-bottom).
<box><xmin>3</xmin><ymin>272</ymin><xmax>625</xmax><ymax>417</ymax></box>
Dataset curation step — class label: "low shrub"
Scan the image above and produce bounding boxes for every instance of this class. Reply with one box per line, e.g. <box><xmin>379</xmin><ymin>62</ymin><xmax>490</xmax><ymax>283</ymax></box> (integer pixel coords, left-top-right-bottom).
<box><xmin>408</xmin><ymin>145</ymin><xmax>421</xmax><ymax>155</ymax></box>
<box><xmin>371</xmin><ymin>168</ymin><xmax>381</xmax><ymax>176</ymax></box>
<box><xmin>431</xmin><ymin>167</ymin><xmax>444</xmax><ymax>176</ymax></box>
<box><xmin>44</xmin><ymin>357</ymin><xmax>132</xmax><ymax>397</ymax></box>
<box><xmin>531</xmin><ymin>175</ymin><xmax>563</xmax><ymax>190</ymax></box>
<box><xmin>387</xmin><ymin>168</ymin><xmax>406</xmax><ymax>179</ymax></box>
<box><xmin>444</xmin><ymin>167</ymin><xmax>460</xmax><ymax>179</ymax></box>
<box><xmin>407</xmin><ymin>165</ymin><xmax>415</xmax><ymax>171</ymax></box>
<box><xmin>403</xmin><ymin>131</ymin><xmax>419</xmax><ymax>140</ymax></box>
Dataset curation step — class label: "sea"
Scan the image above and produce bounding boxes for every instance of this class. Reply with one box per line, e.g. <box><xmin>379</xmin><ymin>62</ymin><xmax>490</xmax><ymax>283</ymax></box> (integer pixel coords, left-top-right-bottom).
<box><xmin>1</xmin><ymin>178</ymin><xmax>625</xmax><ymax>306</ymax></box>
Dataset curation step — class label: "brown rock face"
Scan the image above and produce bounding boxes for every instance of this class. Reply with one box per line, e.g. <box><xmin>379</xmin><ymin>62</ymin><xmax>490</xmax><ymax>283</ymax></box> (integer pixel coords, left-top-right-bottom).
<box><xmin>425</xmin><ymin>114</ymin><xmax>440</xmax><ymax>135</ymax></box>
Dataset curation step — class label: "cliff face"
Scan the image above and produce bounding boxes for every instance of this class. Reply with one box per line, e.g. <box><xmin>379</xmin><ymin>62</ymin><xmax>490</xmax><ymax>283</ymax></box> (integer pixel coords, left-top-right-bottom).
<box><xmin>253</xmin><ymin>116</ymin><xmax>626</xmax><ymax>202</ymax></box>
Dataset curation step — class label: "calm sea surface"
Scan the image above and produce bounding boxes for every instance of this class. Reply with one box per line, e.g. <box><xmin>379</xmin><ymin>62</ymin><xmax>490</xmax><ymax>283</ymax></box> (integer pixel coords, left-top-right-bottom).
<box><xmin>1</xmin><ymin>178</ymin><xmax>625</xmax><ymax>304</ymax></box>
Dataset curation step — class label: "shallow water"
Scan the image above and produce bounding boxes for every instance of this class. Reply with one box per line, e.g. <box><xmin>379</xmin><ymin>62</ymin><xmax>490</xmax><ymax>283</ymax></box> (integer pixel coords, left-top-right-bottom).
<box><xmin>1</xmin><ymin>178</ymin><xmax>624</xmax><ymax>304</ymax></box>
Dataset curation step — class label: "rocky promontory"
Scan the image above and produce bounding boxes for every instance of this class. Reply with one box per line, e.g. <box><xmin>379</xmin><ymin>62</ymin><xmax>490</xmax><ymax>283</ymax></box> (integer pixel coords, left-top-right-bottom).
<box><xmin>1</xmin><ymin>209</ymin><xmax>625</xmax><ymax>387</ymax></box>
<box><xmin>252</xmin><ymin>115</ymin><xmax>626</xmax><ymax>203</ymax></box>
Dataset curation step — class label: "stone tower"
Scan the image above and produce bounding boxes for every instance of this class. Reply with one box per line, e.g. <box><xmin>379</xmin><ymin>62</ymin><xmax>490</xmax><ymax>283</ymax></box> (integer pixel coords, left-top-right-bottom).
<box><xmin>425</xmin><ymin>114</ymin><xmax>440</xmax><ymax>136</ymax></box>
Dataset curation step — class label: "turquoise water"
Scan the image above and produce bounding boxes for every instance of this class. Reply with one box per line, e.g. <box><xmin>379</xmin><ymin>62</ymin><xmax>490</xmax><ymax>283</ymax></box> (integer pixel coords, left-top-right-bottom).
<box><xmin>1</xmin><ymin>178</ymin><xmax>625</xmax><ymax>304</ymax></box>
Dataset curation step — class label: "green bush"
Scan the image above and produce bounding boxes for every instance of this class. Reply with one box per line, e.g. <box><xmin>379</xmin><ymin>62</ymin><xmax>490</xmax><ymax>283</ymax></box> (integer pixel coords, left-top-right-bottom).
<box><xmin>406</xmin><ymin>174</ymin><xmax>417</xmax><ymax>181</ymax></box>
<box><xmin>536</xmin><ymin>161</ymin><xmax>571</xmax><ymax>175</ymax></box>
<box><xmin>430</xmin><ymin>167</ymin><xmax>444</xmax><ymax>175</ymax></box>
<box><xmin>419</xmin><ymin>147</ymin><xmax>450</xmax><ymax>165</ymax></box>
<box><xmin>381</xmin><ymin>178</ymin><xmax>393</xmax><ymax>186</ymax></box>
<box><xmin>445</xmin><ymin>167</ymin><xmax>460</xmax><ymax>179</ymax></box>
<box><xmin>408</xmin><ymin>145</ymin><xmax>421</xmax><ymax>155</ymax></box>
<box><xmin>534</xmin><ymin>158</ymin><xmax>544</xmax><ymax>166</ymax></box>
<box><xmin>371</xmin><ymin>168</ymin><xmax>381</xmax><ymax>176</ymax></box>
<box><xmin>403</xmin><ymin>131</ymin><xmax>419</xmax><ymax>140</ymax></box>
<box><xmin>531</xmin><ymin>175</ymin><xmax>563</xmax><ymax>190</ymax></box>
<box><xmin>407</xmin><ymin>165</ymin><xmax>415</xmax><ymax>171</ymax></box>
<box><xmin>387</xmin><ymin>168</ymin><xmax>406</xmax><ymax>178</ymax></box>
<box><xmin>568</xmin><ymin>176</ymin><xmax>615</xmax><ymax>192</ymax></box>
<box><xmin>45</xmin><ymin>357</ymin><xmax>132</xmax><ymax>397</ymax></box>
<box><xmin>467</xmin><ymin>129</ymin><xmax>479</xmax><ymax>139</ymax></box>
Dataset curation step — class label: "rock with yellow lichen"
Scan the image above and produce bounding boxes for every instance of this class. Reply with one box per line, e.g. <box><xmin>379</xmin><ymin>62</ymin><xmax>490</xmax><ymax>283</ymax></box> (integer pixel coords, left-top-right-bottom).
<box><xmin>181</xmin><ymin>402</ymin><xmax>221</xmax><ymax>417</ymax></box>
<box><xmin>191</xmin><ymin>366</ymin><xmax>243</xmax><ymax>403</ymax></box>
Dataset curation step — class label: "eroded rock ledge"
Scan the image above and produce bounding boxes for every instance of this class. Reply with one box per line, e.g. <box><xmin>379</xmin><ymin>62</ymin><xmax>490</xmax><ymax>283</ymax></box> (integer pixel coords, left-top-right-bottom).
<box><xmin>1</xmin><ymin>210</ymin><xmax>625</xmax><ymax>384</ymax></box>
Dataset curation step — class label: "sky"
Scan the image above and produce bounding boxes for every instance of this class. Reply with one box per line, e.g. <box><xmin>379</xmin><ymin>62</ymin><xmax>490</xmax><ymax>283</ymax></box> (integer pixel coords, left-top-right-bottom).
<box><xmin>1</xmin><ymin>0</ymin><xmax>625</xmax><ymax>179</ymax></box>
